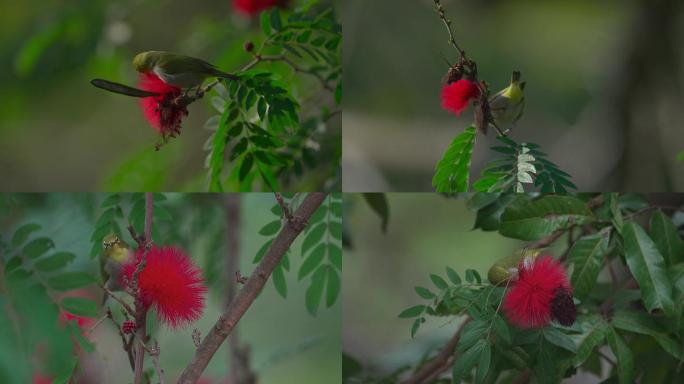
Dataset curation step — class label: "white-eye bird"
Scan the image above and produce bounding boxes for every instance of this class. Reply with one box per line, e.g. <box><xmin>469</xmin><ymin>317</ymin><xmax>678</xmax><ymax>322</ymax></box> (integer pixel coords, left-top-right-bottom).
<box><xmin>489</xmin><ymin>71</ymin><xmax>526</xmax><ymax>133</ymax></box>
<box><xmin>101</xmin><ymin>233</ymin><xmax>133</xmax><ymax>304</ymax></box>
<box><xmin>487</xmin><ymin>248</ymin><xmax>541</xmax><ymax>286</ymax></box>
<box><xmin>132</xmin><ymin>51</ymin><xmax>239</xmax><ymax>89</ymax></box>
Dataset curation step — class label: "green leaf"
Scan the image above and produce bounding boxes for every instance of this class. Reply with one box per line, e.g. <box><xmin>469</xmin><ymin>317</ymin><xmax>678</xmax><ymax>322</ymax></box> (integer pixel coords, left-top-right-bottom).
<box><xmin>446</xmin><ymin>267</ymin><xmax>462</xmax><ymax>285</ymax></box>
<box><xmin>398</xmin><ymin>305</ymin><xmax>425</xmax><ymax>319</ymax></box>
<box><xmin>272</xmin><ymin>264</ymin><xmax>287</xmax><ymax>298</ymax></box>
<box><xmin>61</xmin><ymin>297</ymin><xmax>98</xmax><ymax>318</ymax></box>
<box><xmin>457</xmin><ymin>320</ymin><xmax>488</xmax><ymax>352</ymax></box>
<box><xmin>499</xmin><ymin>195</ymin><xmax>595</xmax><ymax>240</ymax></box>
<box><xmin>270</xmin><ymin>8</ymin><xmax>282</xmax><ymax>31</ymax></box>
<box><xmin>475</xmin><ymin>342</ymin><xmax>491</xmax><ymax>384</ymax></box>
<box><xmin>259</xmin><ymin>220</ymin><xmax>281</xmax><ymax>236</ymax></box>
<box><xmin>47</xmin><ymin>272</ymin><xmax>97</xmax><ymax>291</ymax></box>
<box><xmin>606</xmin><ymin>328</ymin><xmax>635</xmax><ymax>384</ymax></box>
<box><xmin>362</xmin><ymin>193</ymin><xmax>389</xmax><ymax>232</ymax></box>
<box><xmin>11</xmin><ymin>223</ymin><xmax>41</xmax><ymax>246</ymax></box>
<box><xmin>452</xmin><ymin>339</ymin><xmax>486</xmax><ymax>384</ymax></box>
<box><xmin>326</xmin><ymin>266</ymin><xmax>340</xmax><ymax>307</ymax></box>
<box><xmin>611</xmin><ymin>310</ymin><xmax>682</xmax><ymax>359</ymax></box>
<box><xmin>34</xmin><ymin>252</ymin><xmax>76</xmax><ymax>271</ymax></box>
<box><xmin>543</xmin><ymin>327</ymin><xmax>577</xmax><ymax>353</ymax></box>
<box><xmin>567</xmin><ymin>233</ymin><xmax>608</xmax><ymax>299</ymax></box>
<box><xmin>465</xmin><ymin>269</ymin><xmax>481</xmax><ymax>284</ymax></box>
<box><xmin>329</xmin><ymin>221</ymin><xmax>342</xmax><ymax>240</ymax></box>
<box><xmin>432</xmin><ymin>127</ymin><xmax>477</xmax><ymax>193</ymax></box>
<box><xmin>239</xmin><ymin>154</ymin><xmax>254</xmax><ymax>182</ymax></box>
<box><xmin>67</xmin><ymin>321</ymin><xmax>95</xmax><ymax>353</ymax></box>
<box><xmin>571</xmin><ymin>318</ymin><xmax>607</xmax><ymax>367</ymax></box>
<box><xmin>493</xmin><ymin>314</ymin><xmax>511</xmax><ymax>344</ymax></box>
<box><xmin>208</xmin><ymin>109</ymin><xmax>232</xmax><ymax>192</ymax></box>
<box><xmin>650</xmin><ymin>210</ymin><xmax>684</xmax><ymax>265</ymax></box>
<box><xmin>22</xmin><ymin>237</ymin><xmax>54</xmax><ymax>259</ymax></box>
<box><xmin>301</xmin><ymin>223</ymin><xmax>326</xmax><ymax>255</ymax></box>
<box><xmin>415</xmin><ymin>286</ymin><xmax>435</xmax><ymax>299</ymax></box>
<box><xmin>534</xmin><ymin>341</ymin><xmax>558</xmax><ymax>384</ymax></box>
<box><xmin>430</xmin><ymin>274</ymin><xmax>448</xmax><ymax>290</ymax></box>
<box><xmin>305</xmin><ymin>266</ymin><xmax>327</xmax><ymax>316</ymax></box>
<box><xmin>260</xmin><ymin>10</ymin><xmax>272</xmax><ymax>35</ymax></box>
<box><xmin>298</xmin><ymin>243</ymin><xmax>326</xmax><ymax>280</ymax></box>
<box><xmin>253</xmin><ymin>239</ymin><xmax>273</xmax><ymax>263</ymax></box>
<box><xmin>100</xmin><ymin>194</ymin><xmax>120</xmax><ymax>208</ymax></box>
<box><xmin>622</xmin><ymin>222</ymin><xmax>674</xmax><ymax>316</ymax></box>
<box><xmin>328</xmin><ymin>244</ymin><xmax>342</xmax><ymax>270</ymax></box>
<box><xmin>410</xmin><ymin>317</ymin><xmax>424</xmax><ymax>338</ymax></box>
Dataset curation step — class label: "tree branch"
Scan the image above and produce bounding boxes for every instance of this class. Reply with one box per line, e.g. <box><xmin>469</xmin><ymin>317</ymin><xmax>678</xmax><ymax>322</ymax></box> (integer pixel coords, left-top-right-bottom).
<box><xmin>133</xmin><ymin>192</ymin><xmax>154</xmax><ymax>384</ymax></box>
<box><xmin>177</xmin><ymin>193</ymin><xmax>328</xmax><ymax>383</ymax></box>
<box><xmin>400</xmin><ymin>317</ymin><xmax>472</xmax><ymax>384</ymax></box>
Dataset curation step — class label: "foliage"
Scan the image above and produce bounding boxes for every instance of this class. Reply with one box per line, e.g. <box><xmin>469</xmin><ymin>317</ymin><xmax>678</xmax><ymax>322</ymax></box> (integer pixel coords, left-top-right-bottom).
<box><xmin>348</xmin><ymin>193</ymin><xmax>684</xmax><ymax>383</ymax></box>
<box><xmin>205</xmin><ymin>5</ymin><xmax>342</xmax><ymax>192</ymax></box>
<box><xmin>256</xmin><ymin>193</ymin><xmax>342</xmax><ymax>315</ymax></box>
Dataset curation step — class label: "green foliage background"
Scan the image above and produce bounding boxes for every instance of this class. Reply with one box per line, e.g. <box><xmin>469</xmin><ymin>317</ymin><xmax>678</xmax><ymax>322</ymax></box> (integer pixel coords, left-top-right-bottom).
<box><xmin>0</xmin><ymin>193</ymin><xmax>341</xmax><ymax>383</ymax></box>
<box><xmin>0</xmin><ymin>0</ymin><xmax>341</xmax><ymax>191</ymax></box>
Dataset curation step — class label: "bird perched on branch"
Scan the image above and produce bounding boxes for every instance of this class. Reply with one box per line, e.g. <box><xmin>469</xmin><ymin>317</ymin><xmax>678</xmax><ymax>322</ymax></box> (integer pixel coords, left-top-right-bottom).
<box><xmin>489</xmin><ymin>70</ymin><xmax>526</xmax><ymax>133</ymax></box>
<box><xmin>101</xmin><ymin>233</ymin><xmax>133</xmax><ymax>304</ymax></box>
<box><xmin>132</xmin><ymin>51</ymin><xmax>239</xmax><ymax>90</ymax></box>
<box><xmin>487</xmin><ymin>247</ymin><xmax>541</xmax><ymax>285</ymax></box>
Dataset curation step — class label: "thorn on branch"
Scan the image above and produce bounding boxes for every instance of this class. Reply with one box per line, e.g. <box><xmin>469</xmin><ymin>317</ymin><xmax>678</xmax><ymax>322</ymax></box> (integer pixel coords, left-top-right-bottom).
<box><xmin>235</xmin><ymin>271</ymin><xmax>248</xmax><ymax>284</ymax></box>
<box><xmin>192</xmin><ymin>329</ymin><xmax>201</xmax><ymax>349</ymax></box>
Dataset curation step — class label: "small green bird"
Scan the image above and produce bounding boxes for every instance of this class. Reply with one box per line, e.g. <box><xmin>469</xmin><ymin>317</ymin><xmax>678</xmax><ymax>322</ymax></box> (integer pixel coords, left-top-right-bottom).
<box><xmin>487</xmin><ymin>248</ymin><xmax>541</xmax><ymax>286</ymax></box>
<box><xmin>101</xmin><ymin>233</ymin><xmax>133</xmax><ymax>304</ymax></box>
<box><xmin>489</xmin><ymin>71</ymin><xmax>526</xmax><ymax>133</ymax></box>
<box><xmin>132</xmin><ymin>51</ymin><xmax>239</xmax><ymax>89</ymax></box>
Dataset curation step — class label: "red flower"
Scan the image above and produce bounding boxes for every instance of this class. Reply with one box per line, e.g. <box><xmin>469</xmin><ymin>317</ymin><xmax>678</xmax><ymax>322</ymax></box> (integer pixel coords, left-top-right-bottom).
<box><xmin>233</xmin><ymin>0</ymin><xmax>287</xmax><ymax>17</ymax></box>
<box><xmin>138</xmin><ymin>72</ymin><xmax>187</xmax><ymax>138</ymax></box>
<box><xmin>502</xmin><ymin>255</ymin><xmax>576</xmax><ymax>328</ymax></box>
<box><xmin>123</xmin><ymin>246</ymin><xmax>207</xmax><ymax>328</ymax></box>
<box><xmin>441</xmin><ymin>79</ymin><xmax>480</xmax><ymax>115</ymax></box>
<box><xmin>32</xmin><ymin>373</ymin><xmax>52</xmax><ymax>384</ymax></box>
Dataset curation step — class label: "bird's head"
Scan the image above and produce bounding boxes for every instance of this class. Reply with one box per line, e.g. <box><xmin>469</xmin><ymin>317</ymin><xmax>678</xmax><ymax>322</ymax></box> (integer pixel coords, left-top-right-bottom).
<box><xmin>103</xmin><ymin>234</ymin><xmax>130</xmax><ymax>261</ymax></box>
<box><xmin>504</xmin><ymin>70</ymin><xmax>525</xmax><ymax>101</ymax></box>
<box><xmin>133</xmin><ymin>51</ymin><xmax>160</xmax><ymax>72</ymax></box>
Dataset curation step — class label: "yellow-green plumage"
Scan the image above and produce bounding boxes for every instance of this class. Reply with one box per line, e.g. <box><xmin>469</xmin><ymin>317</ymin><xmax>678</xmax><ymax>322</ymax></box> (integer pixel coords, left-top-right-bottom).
<box><xmin>487</xmin><ymin>248</ymin><xmax>541</xmax><ymax>285</ymax></box>
<box><xmin>133</xmin><ymin>51</ymin><xmax>238</xmax><ymax>89</ymax></box>
<box><xmin>101</xmin><ymin>234</ymin><xmax>132</xmax><ymax>303</ymax></box>
<box><xmin>489</xmin><ymin>71</ymin><xmax>526</xmax><ymax>132</ymax></box>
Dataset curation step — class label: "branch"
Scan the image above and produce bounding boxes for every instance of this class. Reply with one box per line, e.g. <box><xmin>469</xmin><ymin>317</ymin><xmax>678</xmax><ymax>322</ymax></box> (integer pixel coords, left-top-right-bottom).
<box><xmin>400</xmin><ymin>317</ymin><xmax>472</xmax><ymax>384</ymax></box>
<box><xmin>177</xmin><ymin>193</ymin><xmax>328</xmax><ymax>383</ymax></box>
<box><xmin>133</xmin><ymin>192</ymin><xmax>154</xmax><ymax>384</ymax></box>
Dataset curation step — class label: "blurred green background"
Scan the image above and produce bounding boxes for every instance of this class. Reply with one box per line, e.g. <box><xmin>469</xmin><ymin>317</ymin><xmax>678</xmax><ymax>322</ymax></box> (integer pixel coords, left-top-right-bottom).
<box><xmin>0</xmin><ymin>193</ymin><xmax>340</xmax><ymax>383</ymax></box>
<box><xmin>343</xmin><ymin>193</ymin><xmax>539</xmax><ymax>377</ymax></box>
<box><xmin>343</xmin><ymin>0</ymin><xmax>684</xmax><ymax>192</ymax></box>
<box><xmin>0</xmin><ymin>0</ymin><xmax>340</xmax><ymax>191</ymax></box>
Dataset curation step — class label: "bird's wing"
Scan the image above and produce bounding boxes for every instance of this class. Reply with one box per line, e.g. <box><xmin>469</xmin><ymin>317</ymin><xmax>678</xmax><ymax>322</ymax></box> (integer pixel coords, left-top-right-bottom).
<box><xmin>158</xmin><ymin>53</ymin><xmax>217</xmax><ymax>75</ymax></box>
<box><xmin>488</xmin><ymin>91</ymin><xmax>508</xmax><ymax>112</ymax></box>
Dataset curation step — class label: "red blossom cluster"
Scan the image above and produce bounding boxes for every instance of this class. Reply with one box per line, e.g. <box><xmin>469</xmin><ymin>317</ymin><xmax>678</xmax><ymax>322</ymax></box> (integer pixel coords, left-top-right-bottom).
<box><xmin>138</xmin><ymin>72</ymin><xmax>188</xmax><ymax>138</ymax></box>
<box><xmin>122</xmin><ymin>246</ymin><xmax>207</xmax><ymax>328</ymax></box>
<box><xmin>440</xmin><ymin>79</ymin><xmax>480</xmax><ymax>116</ymax></box>
<box><xmin>503</xmin><ymin>255</ymin><xmax>576</xmax><ymax>328</ymax></box>
<box><xmin>233</xmin><ymin>0</ymin><xmax>288</xmax><ymax>17</ymax></box>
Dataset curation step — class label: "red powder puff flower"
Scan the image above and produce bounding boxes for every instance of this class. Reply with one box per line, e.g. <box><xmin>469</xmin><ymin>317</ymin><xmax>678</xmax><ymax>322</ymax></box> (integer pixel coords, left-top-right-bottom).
<box><xmin>502</xmin><ymin>255</ymin><xmax>576</xmax><ymax>328</ymax></box>
<box><xmin>233</xmin><ymin>0</ymin><xmax>288</xmax><ymax>17</ymax></box>
<box><xmin>441</xmin><ymin>79</ymin><xmax>480</xmax><ymax>115</ymax></box>
<box><xmin>32</xmin><ymin>373</ymin><xmax>52</xmax><ymax>384</ymax></box>
<box><xmin>122</xmin><ymin>246</ymin><xmax>207</xmax><ymax>328</ymax></box>
<box><xmin>138</xmin><ymin>72</ymin><xmax>188</xmax><ymax>138</ymax></box>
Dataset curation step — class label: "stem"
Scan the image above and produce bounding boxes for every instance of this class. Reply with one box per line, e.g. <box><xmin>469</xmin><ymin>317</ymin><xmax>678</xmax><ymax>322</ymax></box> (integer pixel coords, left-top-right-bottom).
<box><xmin>133</xmin><ymin>192</ymin><xmax>154</xmax><ymax>384</ymax></box>
<box><xmin>177</xmin><ymin>193</ymin><xmax>328</xmax><ymax>384</ymax></box>
<box><xmin>400</xmin><ymin>317</ymin><xmax>472</xmax><ymax>384</ymax></box>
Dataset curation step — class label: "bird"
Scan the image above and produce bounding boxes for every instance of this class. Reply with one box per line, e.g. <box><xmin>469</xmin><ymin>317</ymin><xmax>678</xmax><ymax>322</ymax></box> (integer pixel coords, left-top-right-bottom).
<box><xmin>101</xmin><ymin>233</ymin><xmax>133</xmax><ymax>304</ymax></box>
<box><xmin>132</xmin><ymin>51</ymin><xmax>239</xmax><ymax>90</ymax></box>
<box><xmin>487</xmin><ymin>248</ymin><xmax>541</xmax><ymax>286</ymax></box>
<box><xmin>488</xmin><ymin>70</ymin><xmax>526</xmax><ymax>133</ymax></box>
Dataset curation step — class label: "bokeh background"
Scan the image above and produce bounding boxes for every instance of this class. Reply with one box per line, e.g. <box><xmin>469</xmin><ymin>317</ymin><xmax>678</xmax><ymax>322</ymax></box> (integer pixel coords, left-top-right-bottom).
<box><xmin>0</xmin><ymin>193</ymin><xmax>340</xmax><ymax>383</ymax></box>
<box><xmin>0</xmin><ymin>0</ymin><xmax>341</xmax><ymax>191</ymax></box>
<box><xmin>343</xmin><ymin>0</ymin><xmax>684</xmax><ymax>192</ymax></box>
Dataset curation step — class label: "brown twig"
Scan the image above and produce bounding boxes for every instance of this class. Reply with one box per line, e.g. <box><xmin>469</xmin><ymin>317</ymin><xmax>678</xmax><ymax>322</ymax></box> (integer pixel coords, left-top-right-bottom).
<box><xmin>400</xmin><ymin>317</ymin><xmax>472</xmax><ymax>384</ymax></box>
<box><xmin>275</xmin><ymin>192</ymin><xmax>293</xmax><ymax>221</ymax></box>
<box><xmin>106</xmin><ymin>308</ymin><xmax>135</xmax><ymax>370</ymax></box>
<box><xmin>99</xmin><ymin>283</ymin><xmax>135</xmax><ymax>316</ymax></box>
<box><xmin>133</xmin><ymin>192</ymin><xmax>154</xmax><ymax>384</ymax></box>
<box><xmin>177</xmin><ymin>193</ymin><xmax>328</xmax><ymax>383</ymax></box>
